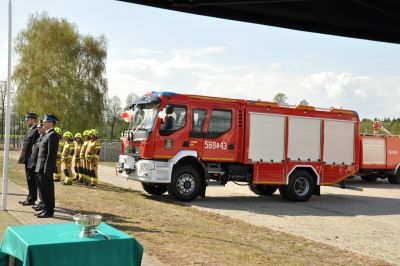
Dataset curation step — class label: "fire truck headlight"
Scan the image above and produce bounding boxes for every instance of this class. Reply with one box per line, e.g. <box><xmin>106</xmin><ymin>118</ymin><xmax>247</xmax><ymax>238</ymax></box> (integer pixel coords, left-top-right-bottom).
<box><xmin>139</xmin><ymin>161</ymin><xmax>154</xmax><ymax>171</ymax></box>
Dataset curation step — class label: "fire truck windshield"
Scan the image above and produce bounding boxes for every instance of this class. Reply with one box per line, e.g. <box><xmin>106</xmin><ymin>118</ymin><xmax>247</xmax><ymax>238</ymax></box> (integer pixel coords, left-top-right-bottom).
<box><xmin>131</xmin><ymin>105</ymin><xmax>159</xmax><ymax>131</ymax></box>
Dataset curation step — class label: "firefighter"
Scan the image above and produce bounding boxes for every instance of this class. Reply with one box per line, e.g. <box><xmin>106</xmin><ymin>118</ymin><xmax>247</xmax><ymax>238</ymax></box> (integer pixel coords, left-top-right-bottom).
<box><xmin>53</xmin><ymin>127</ymin><xmax>64</xmax><ymax>182</ymax></box>
<box><xmin>79</xmin><ymin>130</ymin><xmax>90</xmax><ymax>183</ymax></box>
<box><xmin>85</xmin><ymin>129</ymin><xmax>101</xmax><ymax>186</ymax></box>
<box><xmin>61</xmin><ymin>131</ymin><xmax>74</xmax><ymax>185</ymax></box>
<box><xmin>72</xmin><ymin>133</ymin><xmax>83</xmax><ymax>181</ymax></box>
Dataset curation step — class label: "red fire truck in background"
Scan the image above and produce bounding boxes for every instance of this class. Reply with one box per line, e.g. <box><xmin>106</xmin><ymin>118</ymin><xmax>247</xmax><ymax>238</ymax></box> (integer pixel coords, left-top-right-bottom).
<box><xmin>117</xmin><ymin>91</ymin><xmax>374</xmax><ymax>202</ymax></box>
<box><xmin>359</xmin><ymin>134</ymin><xmax>400</xmax><ymax>184</ymax></box>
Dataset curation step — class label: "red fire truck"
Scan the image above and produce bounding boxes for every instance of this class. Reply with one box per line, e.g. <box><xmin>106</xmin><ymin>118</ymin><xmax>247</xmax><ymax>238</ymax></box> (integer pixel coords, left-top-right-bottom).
<box><xmin>359</xmin><ymin>135</ymin><xmax>400</xmax><ymax>184</ymax></box>
<box><xmin>117</xmin><ymin>91</ymin><xmax>364</xmax><ymax>202</ymax></box>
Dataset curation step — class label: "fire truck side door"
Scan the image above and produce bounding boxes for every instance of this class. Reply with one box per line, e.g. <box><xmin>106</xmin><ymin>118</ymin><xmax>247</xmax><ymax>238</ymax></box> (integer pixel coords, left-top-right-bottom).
<box><xmin>188</xmin><ymin>108</ymin><xmax>208</xmax><ymax>158</ymax></box>
<box><xmin>153</xmin><ymin>105</ymin><xmax>189</xmax><ymax>160</ymax></box>
<box><xmin>202</xmin><ymin>108</ymin><xmax>236</xmax><ymax>162</ymax></box>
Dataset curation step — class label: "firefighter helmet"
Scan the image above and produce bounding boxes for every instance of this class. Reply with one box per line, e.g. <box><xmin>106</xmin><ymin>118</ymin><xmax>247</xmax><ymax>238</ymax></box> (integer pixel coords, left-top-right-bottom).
<box><xmin>74</xmin><ymin>133</ymin><xmax>82</xmax><ymax>139</ymax></box>
<box><xmin>83</xmin><ymin>130</ymin><xmax>90</xmax><ymax>136</ymax></box>
<box><xmin>63</xmin><ymin>131</ymin><xmax>73</xmax><ymax>139</ymax></box>
<box><xmin>54</xmin><ymin>127</ymin><xmax>62</xmax><ymax>136</ymax></box>
<box><xmin>89</xmin><ymin>129</ymin><xmax>98</xmax><ymax>137</ymax></box>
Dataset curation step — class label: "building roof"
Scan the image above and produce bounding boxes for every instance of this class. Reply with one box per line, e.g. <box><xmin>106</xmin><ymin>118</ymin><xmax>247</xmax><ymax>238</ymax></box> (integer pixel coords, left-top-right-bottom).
<box><xmin>119</xmin><ymin>0</ymin><xmax>400</xmax><ymax>44</ymax></box>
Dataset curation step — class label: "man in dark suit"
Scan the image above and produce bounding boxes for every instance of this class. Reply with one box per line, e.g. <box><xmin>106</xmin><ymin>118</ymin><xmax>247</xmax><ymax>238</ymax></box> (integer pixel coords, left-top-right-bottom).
<box><xmin>18</xmin><ymin>113</ymin><xmax>39</xmax><ymax>205</ymax></box>
<box><xmin>27</xmin><ymin>121</ymin><xmax>45</xmax><ymax>212</ymax></box>
<box><xmin>35</xmin><ymin>115</ymin><xmax>59</xmax><ymax>218</ymax></box>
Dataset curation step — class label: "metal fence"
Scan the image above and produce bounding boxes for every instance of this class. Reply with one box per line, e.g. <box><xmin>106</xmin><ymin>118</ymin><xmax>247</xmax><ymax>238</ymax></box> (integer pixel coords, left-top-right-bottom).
<box><xmin>99</xmin><ymin>140</ymin><xmax>121</xmax><ymax>162</ymax></box>
<box><xmin>0</xmin><ymin>137</ymin><xmax>24</xmax><ymax>150</ymax></box>
<box><xmin>1</xmin><ymin>137</ymin><xmax>121</xmax><ymax>162</ymax></box>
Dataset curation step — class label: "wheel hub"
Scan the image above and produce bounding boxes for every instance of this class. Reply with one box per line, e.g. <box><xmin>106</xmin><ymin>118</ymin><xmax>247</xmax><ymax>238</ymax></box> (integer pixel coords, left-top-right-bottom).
<box><xmin>176</xmin><ymin>174</ymin><xmax>195</xmax><ymax>195</ymax></box>
<box><xmin>294</xmin><ymin>176</ymin><xmax>310</xmax><ymax>197</ymax></box>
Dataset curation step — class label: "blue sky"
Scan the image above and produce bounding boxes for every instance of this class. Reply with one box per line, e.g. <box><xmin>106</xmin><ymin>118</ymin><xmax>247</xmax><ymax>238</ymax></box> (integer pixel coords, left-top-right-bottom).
<box><xmin>1</xmin><ymin>0</ymin><xmax>400</xmax><ymax>118</ymax></box>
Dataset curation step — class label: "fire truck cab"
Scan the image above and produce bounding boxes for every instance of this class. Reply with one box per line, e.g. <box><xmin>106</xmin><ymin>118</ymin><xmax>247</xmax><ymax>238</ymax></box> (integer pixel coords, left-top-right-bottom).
<box><xmin>117</xmin><ymin>91</ymin><xmax>360</xmax><ymax>202</ymax></box>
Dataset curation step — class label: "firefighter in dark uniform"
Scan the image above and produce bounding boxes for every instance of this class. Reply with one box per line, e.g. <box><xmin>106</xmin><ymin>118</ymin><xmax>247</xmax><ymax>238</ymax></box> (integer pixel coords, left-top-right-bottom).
<box><xmin>34</xmin><ymin>115</ymin><xmax>59</xmax><ymax>218</ymax></box>
<box><xmin>18</xmin><ymin>113</ymin><xmax>39</xmax><ymax>206</ymax></box>
<box><xmin>27</xmin><ymin>120</ymin><xmax>46</xmax><ymax>212</ymax></box>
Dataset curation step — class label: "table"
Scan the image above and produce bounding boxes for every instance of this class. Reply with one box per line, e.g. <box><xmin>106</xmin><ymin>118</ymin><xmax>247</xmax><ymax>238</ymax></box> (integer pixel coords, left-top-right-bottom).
<box><xmin>0</xmin><ymin>223</ymin><xmax>143</xmax><ymax>266</ymax></box>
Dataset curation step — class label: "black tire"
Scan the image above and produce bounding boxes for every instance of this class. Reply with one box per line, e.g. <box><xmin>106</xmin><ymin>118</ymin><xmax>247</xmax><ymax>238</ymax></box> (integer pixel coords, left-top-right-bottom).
<box><xmin>280</xmin><ymin>170</ymin><xmax>315</xmax><ymax>202</ymax></box>
<box><xmin>248</xmin><ymin>184</ymin><xmax>277</xmax><ymax>196</ymax></box>
<box><xmin>167</xmin><ymin>166</ymin><xmax>202</xmax><ymax>202</ymax></box>
<box><xmin>141</xmin><ymin>183</ymin><xmax>167</xmax><ymax>195</ymax></box>
<box><xmin>361</xmin><ymin>175</ymin><xmax>378</xmax><ymax>182</ymax></box>
<box><xmin>388</xmin><ymin>174</ymin><xmax>400</xmax><ymax>184</ymax></box>
<box><xmin>278</xmin><ymin>186</ymin><xmax>291</xmax><ymax>200</ymax></box>
<box><xmin>248</xmin><ymin>184</ymin><xmax>258</xmax><ymax>194</ymax></box>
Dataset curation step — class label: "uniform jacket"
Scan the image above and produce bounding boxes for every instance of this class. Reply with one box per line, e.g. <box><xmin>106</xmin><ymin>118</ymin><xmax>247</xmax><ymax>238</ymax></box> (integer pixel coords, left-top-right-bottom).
<box><xmin>35</xmin><ymin>128</ymin><xmax>59</xmax><ymax>175</ymax></box>
<box><xmin>18</xmin><ymin>125</ymin><xmax>39</xmax><ymax>165</ymax></box>
<box><xmin>27</xmin><ymin>133</ymin><xmax>43</xmax><ymax>170</ymax></box>
<box><xmin>74</xmin><ymin>141</ymin><xmax>83</xmax><ymax>161</ymax></box>
<box><xmin>57</xmin><ymin>138</ymin><xmax>65</xmax><ymax>159</ymax></box>
<box><xmin>80</xmin><ymin>140</ymin><xmax>89</xmax><ymax>159</ymax></box>
<box><xmin>61</xmin><ymin>141</ymin><xmax>74</xmax><ymax>161</ymax></box>
<box><xmin>85</xmin><ymin>139</ymin><xmax>101</xmax><ymax>161</ymax></box>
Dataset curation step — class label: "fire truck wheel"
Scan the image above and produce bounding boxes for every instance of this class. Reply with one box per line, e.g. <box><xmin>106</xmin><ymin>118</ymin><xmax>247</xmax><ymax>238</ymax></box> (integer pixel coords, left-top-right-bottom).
<box><xmin>248</xmin><ymin>184</ymin><xmax>277</xmax><ymax>196</ymax></box>
<box><xmin>168</xmin><ymin>166</ymin><xmax>202</xmax><ymax>202</ymax></box>
<box><xmin>282</xmin><ymin>170</ymin><xmax>315</xmax><ymax>202</ymax></box>
<box><xmin>141</xmin><ymin>183</ymin><xmax>168</xmax><ymax>195</ymax></box>
<box><xmin>361</xmin><ymin>175</ymin><xmax>378</xmax><ymax>182</ymax></box>
<box><xmin>278</xmin><ymin>186</ymin><xmax>290</xmax><ymax>200</ymax></box>
<box><xmin>388</xmin><ymin>174</ymin><xmax>400</xmax><ymax>184</ymax></box>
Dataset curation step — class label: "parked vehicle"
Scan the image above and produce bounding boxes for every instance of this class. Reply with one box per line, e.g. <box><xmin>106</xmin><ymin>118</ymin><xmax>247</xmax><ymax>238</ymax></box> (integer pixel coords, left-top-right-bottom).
<box><xmin>359</xmin><ymin>135</ymin><xmax>400</xmax><ymax>184</ymax></box>
<box><xmin>116</xmin><ymin>91</ymin><xmax>365</xmax><ymax>202</ymax></box>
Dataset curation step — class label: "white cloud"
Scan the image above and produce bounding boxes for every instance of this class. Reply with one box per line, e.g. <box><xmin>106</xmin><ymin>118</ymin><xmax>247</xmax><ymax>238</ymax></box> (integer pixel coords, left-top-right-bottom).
<box><xmin>171</xmin><ymin>46</ymin><xmax>227</xmax><ymax>57</ymax></box>
<box><xmin>107</xmin><ymin>47</ymin><xmax>400</xmax><ymax>119</ymax></box>
<box><xmin>354</xmin><ymin>89</ymin><xmax>367</xmax><ymax>98</ymax></box>
<box><xmin>301</xmin><ymin>72</ymin><xmax>369</xmax><ymax>99</ymax></box>
<box><xmin>129</xmin><ymin>48</ymin><xmax>163</xmax><ymax>57</ymax></box>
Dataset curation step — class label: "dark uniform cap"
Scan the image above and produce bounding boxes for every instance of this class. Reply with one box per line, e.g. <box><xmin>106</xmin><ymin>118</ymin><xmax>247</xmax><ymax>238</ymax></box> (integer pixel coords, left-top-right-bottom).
<box><xmin>37</xmin><ymin>120</ymin><xmax>44</xmax><ymax>128</ymax></box>
<box><xmin>43</xmin><ymin>114</ymin><xmax>58</xmax><ymax>122</ymax></box>
<box><xmin>25</xmin><ymin>113</ymin><xmax>38</xmax><ymax>120</ymax></box>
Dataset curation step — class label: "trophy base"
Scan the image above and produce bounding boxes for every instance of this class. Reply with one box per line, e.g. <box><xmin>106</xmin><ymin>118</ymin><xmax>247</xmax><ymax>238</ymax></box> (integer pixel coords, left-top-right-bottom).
<box><xmin>79</xmin><ymin>226</ymin><xmax>97</xmax><ymax>237</ymax></box>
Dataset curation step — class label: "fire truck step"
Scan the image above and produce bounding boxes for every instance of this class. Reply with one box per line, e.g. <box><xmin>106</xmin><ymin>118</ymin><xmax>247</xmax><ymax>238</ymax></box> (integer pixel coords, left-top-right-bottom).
<box><xmin>334</xmin><ymin>182</ymin><xmax>364</xmax><ymax>192</ymax></box>
<box><xmin>207</xmin><ymin>170</ymin><xmax>225</xmax><ymax>175</ymax></box>
<box><xmin>206</xmin><ymin>180</ymin><xmax>226</xmax><ymax>187</ymax></box>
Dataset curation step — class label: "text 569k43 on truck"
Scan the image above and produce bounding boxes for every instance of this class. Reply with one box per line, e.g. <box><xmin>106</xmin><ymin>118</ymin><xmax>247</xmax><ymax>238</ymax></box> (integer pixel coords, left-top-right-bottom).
<box><xmin>117</xmin><ymin>91</ymin><xmax>368</xmax><ymax>202</ymax></box>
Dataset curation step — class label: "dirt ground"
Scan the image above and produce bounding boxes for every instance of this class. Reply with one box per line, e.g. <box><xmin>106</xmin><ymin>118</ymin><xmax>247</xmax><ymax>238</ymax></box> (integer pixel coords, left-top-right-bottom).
<box><xmin>97</xmin><ymin>162</ymin><xmax>399</xmax><ymax>265</ymax></box>
<box><xmin>5</xmin><ymin>150</ymin><xmax>399</xmax><ymax>264</ymax></box>
<box><xmin>189</xmin><ymin>178</ymin><xmax>400</xmax><ymax>265</ymax></box>
<box><xmin>98</xmin><ymin>163</ymin><xmax>400</xmax><ymax>265</ymax></box>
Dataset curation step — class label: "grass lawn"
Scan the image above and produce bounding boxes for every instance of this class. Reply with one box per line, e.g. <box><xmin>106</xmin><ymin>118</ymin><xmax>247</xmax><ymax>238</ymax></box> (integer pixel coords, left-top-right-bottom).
<box><xmin>5</xmin><ymin>157</ymin><xmax>389</xmax><ymax>266</ymax></box>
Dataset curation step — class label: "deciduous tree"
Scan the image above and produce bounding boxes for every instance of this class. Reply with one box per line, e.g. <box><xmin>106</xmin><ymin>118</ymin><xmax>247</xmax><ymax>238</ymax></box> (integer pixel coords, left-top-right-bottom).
<box><xmin>105</xmin><ymin>96</ymin><xmax>123</xmax><ymax>139</ymax></box>
<box><xmin>273</xmin><ymin>93</ymin><xmax>288</xmax><ymax>104</ymax></box>
<box><xmin>13</xmin><ymin>13</ymin><xmax>107</xmax><ymax>133</ymax></box>
<box><xmin>299</xmin><ymin>99</ymin><xmax>309</xmax><ymax>106</ymax></box>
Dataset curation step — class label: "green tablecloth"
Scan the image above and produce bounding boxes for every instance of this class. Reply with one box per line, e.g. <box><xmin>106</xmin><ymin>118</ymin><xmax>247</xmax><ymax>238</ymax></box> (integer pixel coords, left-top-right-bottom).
<box><xmin>0</xmin><ymin>223</ymin><xmax>143</xmax><ymax>266</ymax></box>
